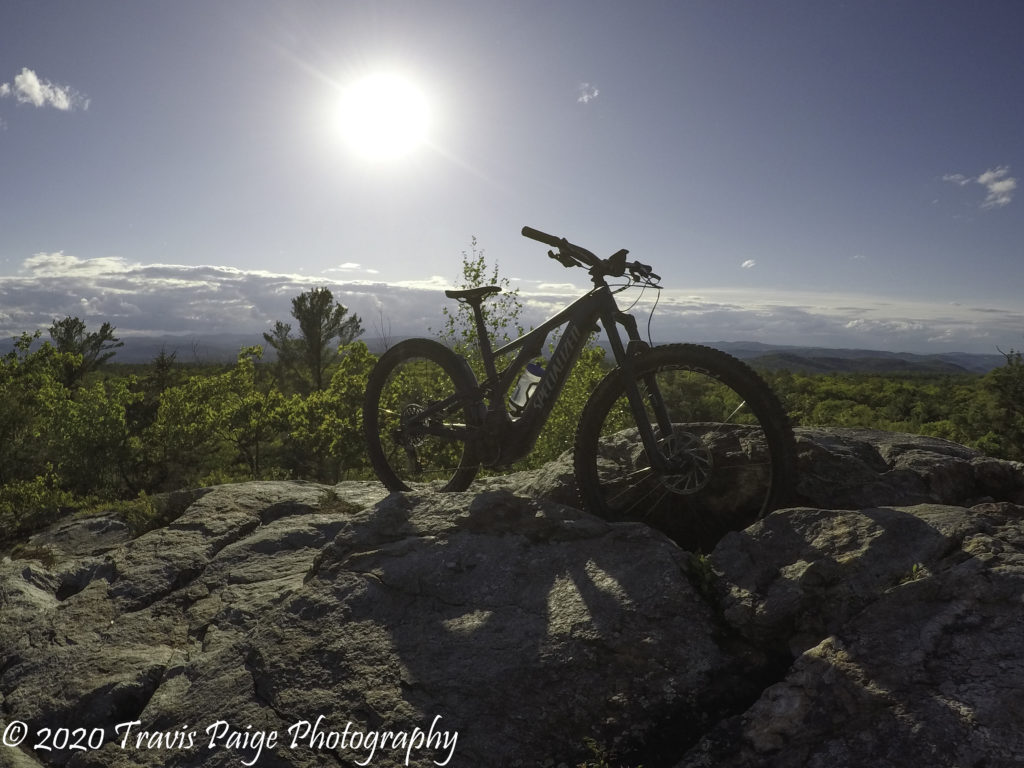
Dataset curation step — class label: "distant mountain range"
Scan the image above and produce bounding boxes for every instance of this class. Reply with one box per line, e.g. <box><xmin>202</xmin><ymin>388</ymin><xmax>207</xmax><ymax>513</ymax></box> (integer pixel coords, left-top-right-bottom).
<box><xmin>1</xmin><ymin>333</ymin><xmax>1009</xmax><ymax>374</ymax></box>
<box><xmin>702</xmin><ymin>341</ymin><xmax>1006</xmax><ymax>374</ymax></box>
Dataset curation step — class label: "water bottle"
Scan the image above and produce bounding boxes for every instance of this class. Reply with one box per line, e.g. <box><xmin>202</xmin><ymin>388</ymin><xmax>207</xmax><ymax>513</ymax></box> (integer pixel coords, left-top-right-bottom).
<box><xmin>509</xmin><ymin>362</ymin><xmax>545</xmax><ymax>414</ymax></box>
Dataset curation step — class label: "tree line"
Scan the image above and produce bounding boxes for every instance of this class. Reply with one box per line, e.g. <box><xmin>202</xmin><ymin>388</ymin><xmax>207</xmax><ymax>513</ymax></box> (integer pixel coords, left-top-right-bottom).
<box><xmin>760</xmin><ymin>357</ymin><xmax>1024</xmax><ymax>461</ymax></box>
<box><xmin>2</xmin><ymin>242</ymin><xmax>1022</xmax><ymax>544</ymax></box>
<box><xmin>0</xmin><ymin>287</ymin><xmax>374</xmax><ymax>541</ymax></box>
<box><xmin>0</xmin><ymin>241</ymin><xmax>609</xmax><ymax>543</ymax></box>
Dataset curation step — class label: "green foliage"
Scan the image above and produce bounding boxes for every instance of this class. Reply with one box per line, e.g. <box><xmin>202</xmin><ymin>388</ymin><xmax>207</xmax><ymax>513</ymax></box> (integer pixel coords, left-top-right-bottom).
<box><xmin>217</xmin><ymin>347</ymin><xmax>289</xmax><ymax>479</ymax></box>
<box><xmin>48</xmin><ymin>316</ymin><xmax>123</xmax><ymax>387</ymax></box>
<box><xmin>762</xmin><ymin>360</ymin><xmax>1024</xmax><ymax>460</ymax></box>
<box><xmin>4</xmin><ymin>261</ymin><xmax>1023</xmax><ymax>556</ymax></box>
<box><xmin>146</xmin><ymin>365</ymin><xmax>233</xmax><ymax>489</ymax></box>
<box><xmin>73</xmin><ymin>491</ymin><xmax>198</xmax><ymax>537</ymax></box>
<box><xmin>437</xmin><ymin>236</ymin><xmax>525</xmax><ymax>362</ymax></box>
<box><xmin>983</xmin><ymin>349</ymin><xmax>1024</xmax><ymax>459</ymax></box>
<box><xmin>0</xmin><ymin>472</ymin><xmax>75</xmax><ymax>543</ymax></box>
<box><xmin>147</xmin><ymin>346</ymin><xmax>289</xmax><ymax>487</ymax></box>
<box><xmin>0</xmin><ymin>334</ymin><xmax>70</xmax><ymax>485</ymax></box>
<box><xmin>51</xmin><ymin>376</ymin><xmax>142</xmax><ymax>496</ymax></box>
<box><xmin>687</xmin><ymin>552</ymin><xmax>718</xmax><ymax>599</ymax></box>
<box><xmin>899</xmin><ymin>562</ymin><xmax>928</xmax><ymax>584</ymax></box>
<box><xmin>264</xmin><ymin>287</ymin><xmax>363</xmax><ymax>394</ymax></box>
<box><xmin>0</xmin><ymin>302</ymin><xmax>378</xmax><ymax>545</ymax></box>
<box><xmin>527</xmin><ymin>342</ymin><xmax>608</xmax><ymax>467</ymax></box>
<box><xmin>81</xmin><ymin>494</ymin><xmax>160</xmax><ymax>536</ymax></box>
<box><xmin>576</xmin><ymin>737</ymin><xmax>642</xmax><ymax>768</ymax></box>
<box><xmin>284</xmin><ymin>341</ymin><xmax>377</xmax><ymax>481</ymax></box>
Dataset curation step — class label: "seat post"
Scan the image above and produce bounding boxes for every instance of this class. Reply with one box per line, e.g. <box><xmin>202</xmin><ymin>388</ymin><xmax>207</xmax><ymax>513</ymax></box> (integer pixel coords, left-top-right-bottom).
<box><xmin>445</xmin><ymin>285</ymin><xmax>503</xmax><ymax>382</ymax></box>
<box><xmin>465</xmin><ymin>296</ymin><xmax>500</xmax><ymax>382</ymax></box>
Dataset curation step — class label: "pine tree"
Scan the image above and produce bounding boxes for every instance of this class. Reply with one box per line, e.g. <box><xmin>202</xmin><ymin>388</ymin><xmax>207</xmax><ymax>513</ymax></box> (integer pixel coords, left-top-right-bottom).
<box><xmin>48</xmin><ymin>316</ymin><xmax>124</xmax><ymax>387</ymax></box>
<box><xmin>263</xmin><ymin>287</ymin><xmax>363</xmax><ymax>394</ymax></box>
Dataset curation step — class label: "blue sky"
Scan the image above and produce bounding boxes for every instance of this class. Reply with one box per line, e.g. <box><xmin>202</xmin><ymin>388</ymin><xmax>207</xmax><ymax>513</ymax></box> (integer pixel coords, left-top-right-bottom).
<box><xmin>1</xmin><ymin>0</ymin><xmax>1022</xmax><ymax>353</ymax></box>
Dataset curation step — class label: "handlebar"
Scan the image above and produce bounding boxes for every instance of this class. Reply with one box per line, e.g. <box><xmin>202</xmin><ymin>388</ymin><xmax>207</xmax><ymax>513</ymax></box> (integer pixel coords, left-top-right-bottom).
<box><xmin>520</xmin><ymin>226</ymin><xmax>562</xmax><ymax>249</ymax></box>
<box><xmin>521</xmin><ymin>225</ymin><xmax>660</xmax><ymax>283</ymax></box>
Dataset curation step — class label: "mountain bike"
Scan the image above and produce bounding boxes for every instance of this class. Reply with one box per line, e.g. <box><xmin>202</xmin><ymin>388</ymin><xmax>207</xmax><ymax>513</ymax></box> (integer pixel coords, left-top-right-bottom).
<box><xmin>363</xmin><ymin>226</ymin><xmax>797</xmax><ymax>541</ymax></box>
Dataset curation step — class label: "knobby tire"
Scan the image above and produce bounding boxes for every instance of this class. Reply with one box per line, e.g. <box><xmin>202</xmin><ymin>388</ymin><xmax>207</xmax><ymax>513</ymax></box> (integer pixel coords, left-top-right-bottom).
<box><xmin>573</xmin><ymin>343</ymin><xmax>797</xmax><ymax>550</ymax></box>
<box><xmin>363</xmin><ymin>338</ymin><xmax>482</xmax><ymax>492</ymax></box>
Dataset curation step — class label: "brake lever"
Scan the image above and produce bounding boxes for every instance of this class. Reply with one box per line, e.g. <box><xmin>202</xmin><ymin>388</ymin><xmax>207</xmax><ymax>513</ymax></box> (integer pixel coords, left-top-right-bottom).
<box><xmin>629</xmin><ymin>261</ymin><xmax>661</xmax><ymax>282</ymax></box>
<box><xmin>548</xmin><ymin>249</ymin><xmax>581</xmax><ymax>269</ymax></box>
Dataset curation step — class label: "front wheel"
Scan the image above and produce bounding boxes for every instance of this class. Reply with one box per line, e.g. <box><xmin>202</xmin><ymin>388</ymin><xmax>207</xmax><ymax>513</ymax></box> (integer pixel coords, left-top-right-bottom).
<box><xmin>574</xmin><ymin>344</ymin><xmax>796</xmax><ymax>551</ymax></box>
<box><xmin>363</xmin><ymin>338</ymin><xmax>482</xmax><ymax>492</ymax></box>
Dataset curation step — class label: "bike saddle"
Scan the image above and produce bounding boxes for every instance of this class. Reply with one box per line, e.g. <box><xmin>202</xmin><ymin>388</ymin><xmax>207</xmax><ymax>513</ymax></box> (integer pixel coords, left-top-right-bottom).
<box><xmin>445</xmin><ymin>285</ymin><xmax>502</xmax><ymax>301</ymax></box>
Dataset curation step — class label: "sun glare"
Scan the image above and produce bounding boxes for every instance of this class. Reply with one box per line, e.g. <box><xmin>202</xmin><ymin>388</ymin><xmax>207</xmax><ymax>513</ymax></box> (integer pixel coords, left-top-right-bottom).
<box><xmin>336</xmin><ymin>73</ymin><xmax>431</xmax><ymax>162</ymax></box>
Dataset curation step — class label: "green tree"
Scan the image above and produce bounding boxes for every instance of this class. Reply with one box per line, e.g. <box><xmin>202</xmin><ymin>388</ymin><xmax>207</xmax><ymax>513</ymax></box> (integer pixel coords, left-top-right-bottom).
<box><xmin>51</xmin><ymin>376</ymin><xmax>141</xmax><ymax>497</ymax></box>
<box><xmin>983</xmin><ymin>348</ymin><xmax>1024</xmax><ymax>459</ymax></box>
<box><xmin>120</xmin><ymin>349</ymin><xmax>183</xmax><ymax>493</ymax></box>
<box><xmin>0</xmin><ymin>472</ymin><xmax>73</xmax><ymax>544</ymax></box>
<box><xmin>147</xmin><ymin>347</ymin><xmax>288</xmax><ymax>487</ymax></box>
<box><xmin>0</xmin><ymin>334</ymin><xmax>76</xmax><ymax>540</ymax></box>
<box><xmin>284</xmin><ymin>341</ymin><xmax>376</xmax><ymax>481</ymax></box>
<box><xmin>0</xmin><ymin>333</ymin><xmax>70</xmax><ymax>485</ymax></box>
<box><xmin>264</xmin><ymin>287</ymin><xmax>363</xmax><ymax>394</ymax></box>
<box><xmin>146</xmin><ymin>367</ymin><xmax>233</xmax><ymax>490</ymax></box>
<box><xmin>216</xmin><ymin>347</ymin><xmax>288</xmax><ymax>479</ymax></box>
<box><xmin>48</xmin><ymin>316</ymin><xmax>124</xmax><ymax>387</ymax></box>
<box><xmin>437</xmin><ymin>237</ymin><xmax>525</xmax><ymax>362</ymax></box>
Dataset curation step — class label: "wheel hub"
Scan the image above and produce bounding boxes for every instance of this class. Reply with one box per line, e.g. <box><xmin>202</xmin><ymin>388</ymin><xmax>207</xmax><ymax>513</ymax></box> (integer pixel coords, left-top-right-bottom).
<box><xmin>657</xmin><ymin>429</ymin><xmax>714</xmax><ymax>495</ymax></box>
<box><xmin>399</xmin><ymin>403</ymin><xmax>427</xmax><ymax>447</ymax></box>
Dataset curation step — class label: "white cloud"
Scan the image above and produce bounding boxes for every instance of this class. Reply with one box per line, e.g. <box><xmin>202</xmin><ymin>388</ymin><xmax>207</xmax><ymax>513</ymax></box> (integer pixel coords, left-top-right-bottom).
<box><xmin>4</xmin><ymin>253</ymin><xmax>313</xmax><ymax>335</ymax></box>
<box><xmin>392</xmin><ymin>275</ymin><xmax>452</xmax><ymax>290</ymax></box>
<box><xmin>942</xmin><ymin>166</ymin><xmax>1016</xmax><ymax>208</ymax></box>
<box><xmin>978</xmin><ymin>166</ymin><xmax>1016</xmax><ymax>208</ymax></box>
<box><xmin>0</xmin><ymin>67</ymin><xmax>89</xmax><ymax>111</ymax></box>
<box><xmin>740</xmin><ymin>259</ymin><xmax>757</xmax><ymax>269</ymax></box>
<box><xmin>577</xmin><ymin>82</ymin><xmax>600</xmax><ymax>104</ymax></box>
<box><xmin>2</xmin><ymin>254</ymin><xmax>1023</xmax><ymax>354</ymax></box>
<box><xmin>325</xmin><ymin>262</ymin><xmax>380</xmax><ymax>274</ymax></box>
<box><xmin>649</xmin><ymin>286</ymin><xmax>1024</xmax><ymax>352</ymax></box>
<box><xmin>22</xmin><ymin>251</ymin><xmax>132</xmax><ymax>277</ymax></box>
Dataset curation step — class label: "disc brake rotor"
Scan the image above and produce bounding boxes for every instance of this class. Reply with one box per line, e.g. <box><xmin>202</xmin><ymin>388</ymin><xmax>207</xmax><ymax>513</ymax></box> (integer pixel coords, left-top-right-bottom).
<box><xmin>656</xmin><ymin>428</ymin><xmax>714</xmax><ymax>495</ymax></box>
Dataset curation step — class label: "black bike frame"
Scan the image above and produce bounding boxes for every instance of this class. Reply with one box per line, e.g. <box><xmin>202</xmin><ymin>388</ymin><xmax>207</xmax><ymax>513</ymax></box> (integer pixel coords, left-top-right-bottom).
<box><xmin>466</xmin><ymin>282</ymin><xmax>660</xmax><ymax>468</ymax></box>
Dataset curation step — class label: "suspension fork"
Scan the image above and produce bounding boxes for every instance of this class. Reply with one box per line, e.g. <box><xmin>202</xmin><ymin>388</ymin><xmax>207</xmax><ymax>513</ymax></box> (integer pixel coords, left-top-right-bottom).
<box><xmin>617</xmin><ymin>312</ymin><xmax>675</xmax><ymax>440</ymax></box>
<box><xmin>603</xmin><ymin>310</ymin><xmax>673</xmax><ymax>472</ymax></box>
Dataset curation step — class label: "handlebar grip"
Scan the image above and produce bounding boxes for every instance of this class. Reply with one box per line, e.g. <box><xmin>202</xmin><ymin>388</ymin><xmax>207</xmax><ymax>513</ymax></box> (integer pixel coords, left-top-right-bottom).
<box><xmin>521</xmin><ymin>226</ymin><xmax>563</xmax><ymax>248</ymax></box>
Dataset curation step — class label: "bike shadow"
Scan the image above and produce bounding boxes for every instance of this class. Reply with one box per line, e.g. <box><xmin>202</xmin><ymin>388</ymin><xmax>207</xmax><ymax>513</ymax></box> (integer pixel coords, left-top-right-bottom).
<box><xmin>298</xmin><ymin>487</ymin><xmax>716</xmax><ymax>764</ymax></box>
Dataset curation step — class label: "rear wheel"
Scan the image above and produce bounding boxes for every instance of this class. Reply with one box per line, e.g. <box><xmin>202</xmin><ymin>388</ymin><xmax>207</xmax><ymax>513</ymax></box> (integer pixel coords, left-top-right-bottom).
<box><xmin>574</xmin><ymin>344</ymin><xmax>796</xmax><ymax>550</ymax></box>
<box><xmin>363</xmin><ymin>338</ymin><xmax>482</xmax><ymax>492</ymax></box>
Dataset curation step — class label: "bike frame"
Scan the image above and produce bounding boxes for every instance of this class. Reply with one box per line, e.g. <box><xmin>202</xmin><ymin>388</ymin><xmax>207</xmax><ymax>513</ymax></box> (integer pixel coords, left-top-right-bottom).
<box><xmin>459</xmin><ymin>281</ymin><xmax>667</xmax><ymax>468</ymax></box>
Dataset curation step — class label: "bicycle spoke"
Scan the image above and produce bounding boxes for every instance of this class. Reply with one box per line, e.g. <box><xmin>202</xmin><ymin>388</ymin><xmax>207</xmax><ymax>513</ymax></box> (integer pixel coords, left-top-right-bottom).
<box><xmin>576</xmin><ymin>344</ymin><xmax>796</xmax><ymax>550</ymax></box>
<box><xmin>364</xmin><ymin>339</ymin><xmax>481</xmax><ymax>492</ymax></box>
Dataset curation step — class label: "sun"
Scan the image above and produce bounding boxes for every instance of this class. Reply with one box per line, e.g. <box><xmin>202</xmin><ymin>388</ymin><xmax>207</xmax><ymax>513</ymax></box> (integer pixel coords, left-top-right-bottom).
<box><xmin>336</xmin><ymin>73</ymin><xmax>431</xmax><ymax>161</ymax></box>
